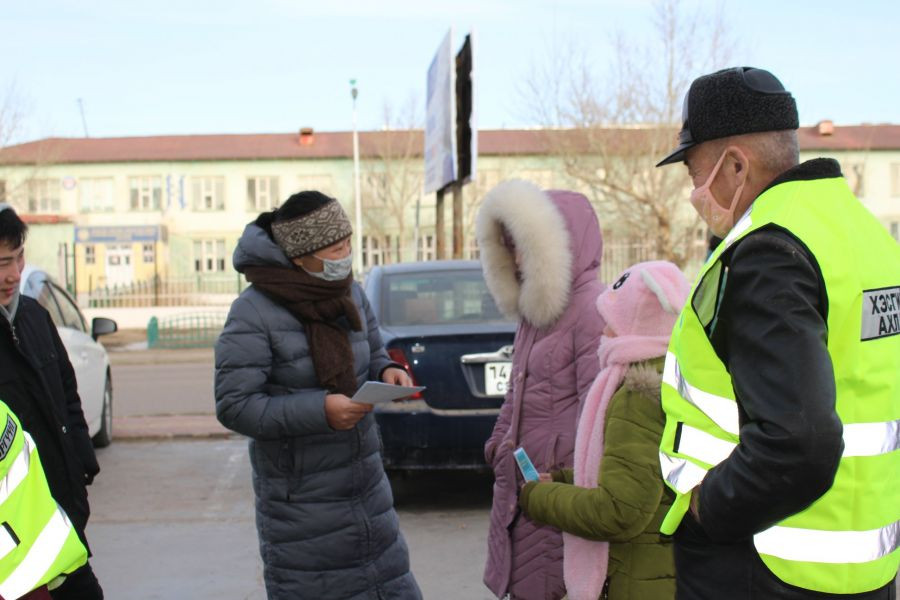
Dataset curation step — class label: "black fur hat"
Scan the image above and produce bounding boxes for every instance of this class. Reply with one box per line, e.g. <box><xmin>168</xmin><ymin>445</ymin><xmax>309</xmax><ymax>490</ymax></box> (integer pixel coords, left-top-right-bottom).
<box><xmin>656</xmin><ymin>67</ymin><xmax>799</xmax><ymax>167</ymax></box>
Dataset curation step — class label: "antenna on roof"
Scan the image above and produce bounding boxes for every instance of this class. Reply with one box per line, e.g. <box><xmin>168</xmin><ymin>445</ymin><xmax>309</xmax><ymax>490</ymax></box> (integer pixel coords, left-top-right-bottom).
<box><xmin>77</xmin><ymin>98</ymin><xmax>90</xmax><ymax>138</ymax></box>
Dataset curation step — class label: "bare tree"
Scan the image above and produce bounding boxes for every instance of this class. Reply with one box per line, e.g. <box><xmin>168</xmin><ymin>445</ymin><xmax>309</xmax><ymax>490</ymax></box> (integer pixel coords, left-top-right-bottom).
<box><xmin>0</xmin><ymin>85</ymin><xmax>28</xmax><ymax>204</ymax></box>
<box><xmin>361</xmin><ymin>95</ymin><xmax>424</xmax><ymax>263</ymax></box>
<box><xmin>0</xmin><ymin>85</ymin><xmax>60</xmax><ymax>210</ymax></box>
<box><xmin>521</xmin><ymin>0</ymin><xmax>736</xmax><ymax>267</ymax></box>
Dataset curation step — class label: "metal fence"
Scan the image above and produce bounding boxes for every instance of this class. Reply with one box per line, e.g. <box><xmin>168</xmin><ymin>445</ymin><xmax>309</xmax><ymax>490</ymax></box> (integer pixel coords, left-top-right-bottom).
<box><xmin>146</xmin><ymin>312</ymin><xmax>227</xmax><ymax>348</ymax></box>
<box><xmin>86</xmin><ymin>274</ymin><xmax>247</xmax><ymax>308</ymax></box>
<box><xmin>82</xmin><ymin>239</ymin><xmax>708</xmax><ymax>309</ymax></box>
<box><xmin>600</xmin><ymin>238</ymin><xmax>708</xmax><ymax>283</ymax></box>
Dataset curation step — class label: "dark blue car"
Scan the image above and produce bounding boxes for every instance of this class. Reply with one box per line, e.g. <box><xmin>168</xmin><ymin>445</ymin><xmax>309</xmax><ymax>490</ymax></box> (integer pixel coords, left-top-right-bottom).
<box><xmin>363</xmin><ymin>260</ymin><xmax>516</xmax><ymax>470</ymax></box>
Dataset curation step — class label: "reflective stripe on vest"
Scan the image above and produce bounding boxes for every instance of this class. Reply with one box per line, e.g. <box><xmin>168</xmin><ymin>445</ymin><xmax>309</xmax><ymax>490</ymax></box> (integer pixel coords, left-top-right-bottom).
<box><xmin>663</xmin><ymin>353</ymin><xmax>739</xmax><ymax>435</ymax></box>
<box><xmin>0</xmin><ymin>404</ymin><xmax>88</xmax><ymax>597</ymax></box>
<box><xmin>659</xmin><ymin>174</ymin><xmax>900</xmax><ymax>593</ymax></box>
<box><xmin>0</xmin><ymin>505</ymin><xmax>77</xmax><ymax>600</ymax></box>
<box><xmin>659</xmin><ymin>451</ymin><xmax>708</xmax><ymax>494</ymax></box>
<box><xmin>0</xmin><ymin>430</ymin><xmax>33</xmax><ymax>507</ymax></box>
<box><xmin>755</xmin><ymin>520</ymin><xmax>900</xmax><ymax>565</ymax></box>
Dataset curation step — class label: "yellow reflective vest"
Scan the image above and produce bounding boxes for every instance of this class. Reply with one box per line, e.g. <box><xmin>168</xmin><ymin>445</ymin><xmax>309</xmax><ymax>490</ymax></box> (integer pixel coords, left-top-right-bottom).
<box><xmin>0</xmin><ymin>400</ymin><xmax>87</xmax><ymax>599</ymax></box>
<box><xmin>659</xmin><ymin>173</ymin><xmax>900</xmax><ymax>594</ymax></box>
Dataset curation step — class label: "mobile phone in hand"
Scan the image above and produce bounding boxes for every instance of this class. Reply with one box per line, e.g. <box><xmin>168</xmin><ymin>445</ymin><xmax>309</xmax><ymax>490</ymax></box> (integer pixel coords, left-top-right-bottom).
<box><xmin>513</xmin><ymin>447</ymin><xmax>540</xmax><ymax>482</ymax></box>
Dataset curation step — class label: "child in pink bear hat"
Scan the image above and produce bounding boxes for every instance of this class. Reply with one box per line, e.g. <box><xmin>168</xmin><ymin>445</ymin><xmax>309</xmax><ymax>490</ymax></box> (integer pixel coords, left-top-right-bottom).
<box><xmin>519</xmin><ymin>260</ymin><xmax>691</xmax><ymax>600</ymax></box>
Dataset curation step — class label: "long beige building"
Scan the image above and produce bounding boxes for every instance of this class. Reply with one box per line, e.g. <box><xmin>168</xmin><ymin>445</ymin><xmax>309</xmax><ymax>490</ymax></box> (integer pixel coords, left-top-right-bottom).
<box><xmin>1</xmin><ymin>123</ymin><xmax>898</xmax><ymax>303</ymax></box>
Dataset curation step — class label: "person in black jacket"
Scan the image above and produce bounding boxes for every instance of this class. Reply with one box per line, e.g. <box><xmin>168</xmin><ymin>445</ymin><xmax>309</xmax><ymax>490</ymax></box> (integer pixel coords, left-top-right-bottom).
<box><xmin>655</xmin><ymin>68</ymin><xmax>898</xmax><ymax>598</ymax></box>
<box><xmin>0</xmin><ymin>204</ymin><xmax>104</xmax><ymax>599</ymax></box>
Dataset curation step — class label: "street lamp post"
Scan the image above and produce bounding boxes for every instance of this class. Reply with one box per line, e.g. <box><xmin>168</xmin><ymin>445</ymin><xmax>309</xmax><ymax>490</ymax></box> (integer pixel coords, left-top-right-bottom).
<box><xmin>351</xmin><ymin>80</ymin><xmax>363</xmax><ymax>276</ymax></box>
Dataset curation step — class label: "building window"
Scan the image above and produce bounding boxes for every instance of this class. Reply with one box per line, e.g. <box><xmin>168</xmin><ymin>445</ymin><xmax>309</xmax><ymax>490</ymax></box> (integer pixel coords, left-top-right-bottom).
<box><xmin>129</xmin><ymin>176</ymin><xmax>162</xmax><ymax>211</ymax></box>
<box><xmin>361</xmin><ymin>235</ymin><xmax>384</xmax><ymax>269</ymax></box>
<box><xmin>845</xmin><ymin>163</ymin><xmax>865</xmax><ymax>197</ymax></box>
<box><xmin>418</xmin><ymin>234</ymin><xmax>436</xmax><ymax>261</ymax></box>
<box><xmin>79</xmin><ymin>177</ymin><xmax>115</xmax><ymax>212</ymax></box>
<box><xmin>192</xmin><ymin>177</ymin><xmax>225</xmax><ymax>211</ymax></box>
<box><xmin>296</xmin><ymin>175</ymin><xmax>334</xmax><ymax>196</ymax></box>
<box><xmin>0</xmin><ymin>180</ymin><xmax>6</xmax><ymax>202</ymax></box>
<box><xmin>193</xmin><ymin>239</ymin><xmax>226</xmax><ymax>273</ymax></box>
<box><xmin>142</xmin><ymin>243</ymin><xmax>155</xmax><ymax>263</ymax></box>
<box><xmin>27</xmin><ymin>179</ymin><xmax>60</xmax><ymax>213</ymax></box>
<box><xmin>247</xmin><ymin>176</ymin><xmax>280</xmax><ymax>211</ymax></box>
<box><xmin>891</xmin><ymin>222</ymin><xmax>899</xmax><ymax>242</ymax></box>
<box><xmin>84</xmin><ymin>245</ymin><xmax>96</xmax><ymax>265</ymax></box>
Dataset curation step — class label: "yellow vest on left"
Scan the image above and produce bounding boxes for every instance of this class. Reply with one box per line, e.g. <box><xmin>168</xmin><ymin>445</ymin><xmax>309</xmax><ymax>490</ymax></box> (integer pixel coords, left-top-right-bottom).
<box><xmin>0</xmin><ymin>400</ymin><xmax>87</xmax><ymax>599</ymax></box>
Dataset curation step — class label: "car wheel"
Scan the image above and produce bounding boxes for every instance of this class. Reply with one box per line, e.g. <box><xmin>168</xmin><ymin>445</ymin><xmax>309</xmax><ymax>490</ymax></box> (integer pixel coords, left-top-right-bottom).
<box><xmin>92</xmin><ymin>375</ymin><xmax>113</xmax><ymax>448</ymax></box>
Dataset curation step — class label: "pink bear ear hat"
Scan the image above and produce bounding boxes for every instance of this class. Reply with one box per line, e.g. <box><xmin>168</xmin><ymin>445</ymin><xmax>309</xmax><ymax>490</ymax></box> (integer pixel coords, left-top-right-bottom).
<box><xmin>596</xmin><ymin>260</ymin><xmax>691</xmax><ymax>339</ymax></box>
<box><xmin>564</xmin><ymin>260</ymin><xmax>690</xmax><ymax>600</ymax></box>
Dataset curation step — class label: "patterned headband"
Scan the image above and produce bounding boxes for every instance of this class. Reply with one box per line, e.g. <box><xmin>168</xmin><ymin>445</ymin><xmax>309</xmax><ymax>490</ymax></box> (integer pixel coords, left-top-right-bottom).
<box><xmin>271</xmin><ymin>199</ymin><xmax>353</xmax><ymax>258</ymax></box>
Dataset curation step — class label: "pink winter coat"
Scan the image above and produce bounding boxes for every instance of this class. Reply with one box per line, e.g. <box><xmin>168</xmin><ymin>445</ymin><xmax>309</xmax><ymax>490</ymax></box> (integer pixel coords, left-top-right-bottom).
<box><xmin>476</xmin><ymin>180</ymin><xmax>606</xmax><ymax>600</ymax></box>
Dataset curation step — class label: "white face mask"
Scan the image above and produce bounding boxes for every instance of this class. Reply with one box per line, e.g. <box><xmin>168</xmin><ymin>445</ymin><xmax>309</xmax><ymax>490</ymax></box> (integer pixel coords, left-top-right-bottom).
<box><xmin>306</xmin><ymin>253</ymin><xmax>353</xmax><ymax>281</ymax></box>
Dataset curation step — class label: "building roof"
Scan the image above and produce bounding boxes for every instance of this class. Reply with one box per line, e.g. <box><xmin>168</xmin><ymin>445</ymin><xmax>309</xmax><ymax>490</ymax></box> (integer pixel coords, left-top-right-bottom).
<box><xmin>1</xmin><ymin>123</ymin><xmax>898</xmax><ymax>165</ymax></box>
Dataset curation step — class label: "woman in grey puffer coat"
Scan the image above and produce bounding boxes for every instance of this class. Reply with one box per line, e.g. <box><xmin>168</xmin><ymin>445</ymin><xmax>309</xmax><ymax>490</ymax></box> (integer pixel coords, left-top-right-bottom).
<box><xmin>214</xmin><ymin>191</ymin><xmax>421</xmax><ymax>600</ymax></box>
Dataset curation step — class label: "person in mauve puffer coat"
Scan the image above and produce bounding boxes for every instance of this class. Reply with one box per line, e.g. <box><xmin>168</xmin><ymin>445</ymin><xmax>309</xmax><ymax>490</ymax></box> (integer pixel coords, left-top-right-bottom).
<box><xmin>214</xmin><ymin>191</ymin><xmax>422</xmax><ymax>600</ymax></box>
<box><xmin>520</xmin><ymin>261</ymin><xmax>691</xmax><ymax>600</ymax></box>
<box><xmin>477</xmin><ymin>179</ymin><xmax>607</xmax><ymax>600</ymax></box>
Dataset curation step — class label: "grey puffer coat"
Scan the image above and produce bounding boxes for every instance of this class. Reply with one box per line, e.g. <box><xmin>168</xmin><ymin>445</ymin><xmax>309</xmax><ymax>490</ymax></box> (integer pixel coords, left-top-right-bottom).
<box><xmin>214</xmin><ymin>223</ymin><xmax>421</xmax><ymax>600</ymax></box>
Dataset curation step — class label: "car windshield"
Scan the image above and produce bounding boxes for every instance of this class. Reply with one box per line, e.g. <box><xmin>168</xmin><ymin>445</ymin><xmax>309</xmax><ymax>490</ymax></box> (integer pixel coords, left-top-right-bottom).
<box><xmin>382</xmin><ymin>270</ymin><xmax>509</xmax><ymax>326</ymax></box>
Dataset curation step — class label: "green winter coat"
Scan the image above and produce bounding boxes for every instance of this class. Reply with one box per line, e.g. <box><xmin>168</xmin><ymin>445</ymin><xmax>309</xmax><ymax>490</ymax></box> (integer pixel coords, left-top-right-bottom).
<box><xmin>519</xmin><ymin>358</ymin><xmax>675</xmax><ymax>600</ymax></box>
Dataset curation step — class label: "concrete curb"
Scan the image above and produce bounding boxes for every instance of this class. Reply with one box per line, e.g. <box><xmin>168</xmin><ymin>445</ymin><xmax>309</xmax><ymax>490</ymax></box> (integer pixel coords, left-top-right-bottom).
<box><xmin>112</xmin><ymin>415</ymin><xmax>237</xmax><ymax>441</ymax></box>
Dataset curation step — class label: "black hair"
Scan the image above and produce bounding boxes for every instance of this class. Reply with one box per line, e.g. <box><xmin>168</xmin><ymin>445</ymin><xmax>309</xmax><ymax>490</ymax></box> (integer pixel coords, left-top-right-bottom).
<box><xmin>0</xmin><ymin>207</ymin><xmax>27</xmax><ymax>249</ymax></box>
<box><xmin>254</xmin><ymin>190</ymin><xmax>333</xmax><ymax>236</ymax></box>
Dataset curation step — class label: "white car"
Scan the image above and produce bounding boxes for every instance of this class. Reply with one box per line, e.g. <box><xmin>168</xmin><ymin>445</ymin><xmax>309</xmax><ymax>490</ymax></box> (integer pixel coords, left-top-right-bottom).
<box><xmin>19</xmin><ymin>266</ymin><xmax>118</xmax><ymax>447</ymax></box>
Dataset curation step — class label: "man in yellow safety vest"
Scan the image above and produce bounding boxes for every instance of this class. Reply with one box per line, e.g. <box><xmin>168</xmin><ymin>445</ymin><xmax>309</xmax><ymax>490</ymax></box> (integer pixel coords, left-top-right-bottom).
<box><xmin>0</xmin><ymin>399</ymin><xmax>87</xmax><ymax>599</ymax></box>
<box><xmin>656</xmin><ymin>67</ymin><xmax>899</xmax><ymax>598</ymax></box>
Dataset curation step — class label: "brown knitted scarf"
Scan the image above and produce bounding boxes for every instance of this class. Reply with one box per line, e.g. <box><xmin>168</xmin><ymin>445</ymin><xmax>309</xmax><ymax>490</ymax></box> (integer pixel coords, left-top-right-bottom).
<box><xmin>243</xmin><ymin>265</ymin><xmax>362</xmax><ymax>396</ymax></box>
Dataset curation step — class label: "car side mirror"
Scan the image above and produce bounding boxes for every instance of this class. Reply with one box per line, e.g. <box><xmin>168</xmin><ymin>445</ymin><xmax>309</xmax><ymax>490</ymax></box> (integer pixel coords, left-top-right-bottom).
<box><xmin>91</xmin><ymin>317</ymin><xmax>118</xmax><ymax>341</ymax></box>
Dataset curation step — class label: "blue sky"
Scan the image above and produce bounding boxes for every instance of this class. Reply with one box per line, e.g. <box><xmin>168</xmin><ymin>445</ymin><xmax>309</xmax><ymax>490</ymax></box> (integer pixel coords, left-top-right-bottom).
<box><xmin>2</xmin><ymin>0</ymin><xmax>897</xmax><ymax>142</ymax></box>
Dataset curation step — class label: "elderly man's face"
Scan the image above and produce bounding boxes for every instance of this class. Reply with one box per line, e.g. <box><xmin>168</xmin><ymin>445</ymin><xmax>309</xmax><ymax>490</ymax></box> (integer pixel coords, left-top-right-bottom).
<box><xmin>683</xmin><ymin>142</ymin><xmax>751</xmax><ymax>237</ymax></box>
<box><xmin>685</xmin><ymin>144</ymin><xmax>723</xmax><ymax>199</ymax></box>
<box><xmin>0</xmin><ymin>241</ymin><xmax>25</xmax><ymax>307</ymax></box>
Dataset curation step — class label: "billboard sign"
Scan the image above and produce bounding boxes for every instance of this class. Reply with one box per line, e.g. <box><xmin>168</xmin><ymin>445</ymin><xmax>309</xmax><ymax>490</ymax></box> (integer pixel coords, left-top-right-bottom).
<box><xmin>424</xmin><ymin>29</ymin><xmax>457</xmax><ymax>194</ymax></box>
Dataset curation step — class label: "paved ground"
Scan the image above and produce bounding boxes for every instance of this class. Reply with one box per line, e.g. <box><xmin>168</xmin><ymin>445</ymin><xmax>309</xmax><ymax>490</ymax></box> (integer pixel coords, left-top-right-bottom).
<box><xmin>88</xmin><ymin>439</ymin><xmax>495</xmax><ymax>599</ymax></box>
<box><xmin>98</xmin><ymin>336</ymin><xmax>898</xmax><ymax>598</ymax></box>
<box><xmin>107</xmin><ymin>339</ymin><xmax>225</xmax><ymax>439</ymax></box>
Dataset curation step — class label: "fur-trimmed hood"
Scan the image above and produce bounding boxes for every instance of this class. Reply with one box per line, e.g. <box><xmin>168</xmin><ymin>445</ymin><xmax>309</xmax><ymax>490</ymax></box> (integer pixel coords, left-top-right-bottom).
<box><xmin>476</xmin><ymin>179</ymin><xmax>603</xmax><ymax>328</ymax></box>
<box><xmin>623</xmin><ymin>361</ymin><xmax>664</xmax><ymax>397</ymax></box>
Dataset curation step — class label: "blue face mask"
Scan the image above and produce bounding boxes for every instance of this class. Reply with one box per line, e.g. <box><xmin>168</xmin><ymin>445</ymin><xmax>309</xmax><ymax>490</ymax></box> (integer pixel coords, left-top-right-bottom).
<box><xmin>306</xmin><ymin>253</ymin><xmax>353</xmax><ymax>281</ymax></box>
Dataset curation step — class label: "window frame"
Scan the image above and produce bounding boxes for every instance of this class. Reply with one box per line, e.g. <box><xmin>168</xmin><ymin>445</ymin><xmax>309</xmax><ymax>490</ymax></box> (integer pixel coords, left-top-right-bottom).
<box><xmin>192</xmin><ymin>176</ymin><xmax>226</xmax><ymax>212</ymax></box>
<box><xmin>193</xmin><ymin>238</ymin><xmax>227</xmax><ymax>273</ymax></box>
<box><xmin>27</xmin><ymin>178</ymin><xmax>61</xmax><ymax>214</ymax></box>
<box><xmin>79</xmin><ymin>177</ymin><xmax>115</xmax><ymax>213</ymax></box>
<box><xmin>129</xmin><ymin>176</ymin><xmax>162</xmax><ymax>211</ymax></box>
<box><xmin>246</xmin><ymin>176</ymin><xmax>280</xmax><ymax>211</ymax></box>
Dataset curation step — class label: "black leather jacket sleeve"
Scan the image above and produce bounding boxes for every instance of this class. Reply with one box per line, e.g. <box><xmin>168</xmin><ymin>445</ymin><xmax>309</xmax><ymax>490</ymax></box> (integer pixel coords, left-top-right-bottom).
<box><xmin>697</xmin><ymin>227</ymin><xmax>844</xmax><ymax>542</ymax></box>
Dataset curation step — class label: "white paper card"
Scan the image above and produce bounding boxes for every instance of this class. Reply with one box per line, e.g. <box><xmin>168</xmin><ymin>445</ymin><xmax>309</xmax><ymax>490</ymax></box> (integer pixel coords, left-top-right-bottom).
<box><xmin>351</xmin><ymin>381</ymin><xmax>426</xmax><ymax>404</ymax></box>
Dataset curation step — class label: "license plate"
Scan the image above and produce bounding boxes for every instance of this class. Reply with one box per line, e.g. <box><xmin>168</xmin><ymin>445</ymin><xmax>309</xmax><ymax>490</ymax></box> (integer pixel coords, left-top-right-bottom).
<box><xmin>484</xmin><ymin>361</ymin><xmax>511</xmax><ymax>396</ymax></box>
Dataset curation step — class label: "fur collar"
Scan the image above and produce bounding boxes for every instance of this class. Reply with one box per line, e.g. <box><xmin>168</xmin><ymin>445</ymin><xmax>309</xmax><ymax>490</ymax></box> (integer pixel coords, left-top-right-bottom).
<box><xmin>476</xmin><ymin>180</ymin><xmax>572</xmax><ymax>329</ymax></box>
<box><xmin>622</xmin><ymin>361</ymin><xmax>663</xmax><ymax>397</ymax></box>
